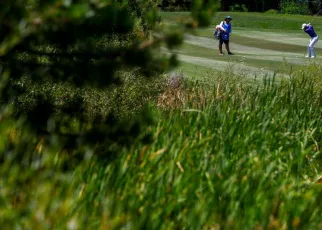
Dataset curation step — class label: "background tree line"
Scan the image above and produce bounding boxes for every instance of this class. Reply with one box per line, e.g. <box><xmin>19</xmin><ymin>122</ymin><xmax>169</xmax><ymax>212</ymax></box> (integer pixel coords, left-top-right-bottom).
<box><xmin>222</xmin><ymin>0</ymin><xmax>322</xmax><ymax>14</ymax></box>
<box><xmin>161</xmin><ymin>0</ymin><xmax>322</xmax><ymax>14</ymax></box>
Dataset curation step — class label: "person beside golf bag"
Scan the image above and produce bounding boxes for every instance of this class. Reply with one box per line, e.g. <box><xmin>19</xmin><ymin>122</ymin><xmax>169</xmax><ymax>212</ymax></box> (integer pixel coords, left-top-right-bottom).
<box><xmin>218</xmin><ymin>16</ymin><xmax>233</xmax><ymax>55</ymax></box>
<box><xmin>302</xmin><ymin>23</ymin><xmax>319</xmax><ymax>58</ymax></box>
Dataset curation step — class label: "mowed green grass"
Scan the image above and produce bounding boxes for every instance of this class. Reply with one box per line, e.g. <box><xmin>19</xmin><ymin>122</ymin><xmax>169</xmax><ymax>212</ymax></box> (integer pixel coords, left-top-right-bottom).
<box><xmin>161</xmin><ymin>12</ymin><xmax>322</xmax><ymax>77</ymax></box>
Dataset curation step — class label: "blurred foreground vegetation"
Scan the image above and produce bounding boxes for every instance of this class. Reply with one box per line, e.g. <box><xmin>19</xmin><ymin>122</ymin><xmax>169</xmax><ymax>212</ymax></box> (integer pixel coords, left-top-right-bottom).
<box><xmin>1</xmin><ymin>1</ymin><xmax>322</xmax><ymax>229</ymax></box>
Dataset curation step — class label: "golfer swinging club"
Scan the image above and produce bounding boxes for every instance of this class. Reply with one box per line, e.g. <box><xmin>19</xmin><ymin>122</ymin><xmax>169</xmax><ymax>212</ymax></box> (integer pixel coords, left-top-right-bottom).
<box><xmin>302</xmin><ymin>23</ymin><xmax>319</xmax><ymax>58</ymax></box>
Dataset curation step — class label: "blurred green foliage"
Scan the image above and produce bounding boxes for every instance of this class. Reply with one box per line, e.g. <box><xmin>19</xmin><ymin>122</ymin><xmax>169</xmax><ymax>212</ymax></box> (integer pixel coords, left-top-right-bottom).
<box><xmin>0</xmin><ymin>0</ymin><xmax>217</xmax><ymax>156</ymax></box>
<box><xmin>0</xmin><ymin>0</ymin><xmax>179</xmax><ymax>156</ymax></box>
<box><xmin>0</xmin><ymin>0</ymin><xmax>218</xmax><ymax>228</ymax></box>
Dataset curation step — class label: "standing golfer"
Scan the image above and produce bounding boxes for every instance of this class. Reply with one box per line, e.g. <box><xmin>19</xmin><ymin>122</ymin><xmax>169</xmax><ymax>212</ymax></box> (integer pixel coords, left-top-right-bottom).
<box><xmin>219</xmin><ymin>16</ymin><xmax>233</xmax><ymax>55</ymax></box>
<box><xmin>302</xmin><ymin>23</ymin><xmax>319</xmax><ymax>58</ymax></box>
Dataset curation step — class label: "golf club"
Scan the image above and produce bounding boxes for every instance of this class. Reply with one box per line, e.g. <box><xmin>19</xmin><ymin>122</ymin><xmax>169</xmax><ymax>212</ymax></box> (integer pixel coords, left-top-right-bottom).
<box><xmin>309</xmin><ymin>8</ymin><xmax>322</xmax><ymax>24</ymax></box>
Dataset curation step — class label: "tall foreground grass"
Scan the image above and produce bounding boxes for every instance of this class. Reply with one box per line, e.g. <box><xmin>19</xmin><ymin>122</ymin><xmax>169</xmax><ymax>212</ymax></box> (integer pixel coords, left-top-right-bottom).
<box><xmin>3</xmin><ymin>70</ymin><xmax>322</xmax><ymax>229</ymax></box>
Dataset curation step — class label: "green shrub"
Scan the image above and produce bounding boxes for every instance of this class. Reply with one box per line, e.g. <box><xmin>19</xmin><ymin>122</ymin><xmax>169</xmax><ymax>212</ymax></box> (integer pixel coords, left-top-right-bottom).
<box><xmin>280</xmin><ymin>0</ymin><xmax>309</xmax><ymax>15</ymax></box>
<box><xmin>13</xmin><ymin>71</ymin><xmax>168</xmax><ymax>120</ymax></box>
<box><xmin>229</xmin><ymin>4</ymin><xmax>249</xmax><ymax>12</ymax></box>
<box><xmin>264</xmin><ymin>9</ymin><xmax>279</xmax><ymax>14</ymax></box>
<box><xmin>161</xmin><ymin>0</ymin><xmax>192</xmax><ymax>12</ymax></box>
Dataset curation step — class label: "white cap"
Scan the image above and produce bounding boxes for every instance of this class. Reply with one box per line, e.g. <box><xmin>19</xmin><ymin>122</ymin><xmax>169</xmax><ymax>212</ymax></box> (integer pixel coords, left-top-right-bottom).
<box><xmin>302</xmin><ymin>23</ymin><xmax>307</xmax><ymax>29</ymax></box>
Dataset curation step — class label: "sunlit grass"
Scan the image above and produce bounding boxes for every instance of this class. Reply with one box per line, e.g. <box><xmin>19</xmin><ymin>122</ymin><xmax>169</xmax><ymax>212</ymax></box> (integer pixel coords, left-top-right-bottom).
<box><xmin>3</xmin><ymin>68</ymin><xmax>322</xmax><ymax>229</ymax></box>
<box><xmin>73</xmin><ymin>72</ymin><xmax>322</xmax><ymax>229</ymax></box>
